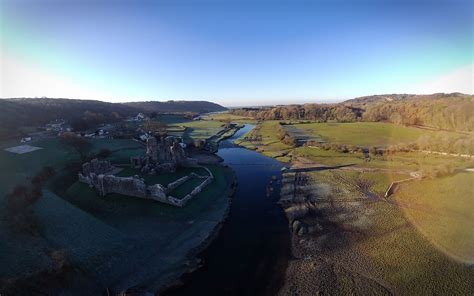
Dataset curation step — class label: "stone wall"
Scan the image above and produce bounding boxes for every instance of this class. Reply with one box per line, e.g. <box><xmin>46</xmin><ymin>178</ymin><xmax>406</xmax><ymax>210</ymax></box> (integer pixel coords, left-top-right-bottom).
<box><xmin>82</xmin><ymin>158</ymin><xmax>115</xmax><ymax>176</ymax></box>
<box><xmin>79</xmin><ymin>162</ymin><xmax>214</xmax><ymax>207</ymax></box>
<box><xmin>167</xmin><ymin>167</ymin><xmax>214</xmax><ymax>207</ymax></box>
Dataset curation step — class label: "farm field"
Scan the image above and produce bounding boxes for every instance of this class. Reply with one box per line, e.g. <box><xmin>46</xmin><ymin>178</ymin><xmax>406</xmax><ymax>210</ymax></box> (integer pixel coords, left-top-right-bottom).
<box><xmin>177</xmin><ymin>120</ymin><xmax>225</xmax><ymax>142</ymax></box>
<box><xmin>155</xmin><ymin>118</ymin><xmax>226</xmax><ymax>144</ymax></box>
<box><xmin>237</xmin><ymin>121</ymin><xmax>474</xmax><ymax>171</ymax></box>
<box><xmin>202</xmin><ymin>112</ymin><xmax>256</xmax><ymax>123</ymax></box>
<box><xmin>395</xmin><ymin>172</ymin><xmax>474</xmax><ymax>263</ymax></box>
<box><xmin>287</xmin><ymin>122</ymin><xmax>431</xmax><ymax>147</ymax></box>
<box><xmin>291</xmin><ymin>146</ymin><xmax>472</xmax><ymax>170</ymax></box>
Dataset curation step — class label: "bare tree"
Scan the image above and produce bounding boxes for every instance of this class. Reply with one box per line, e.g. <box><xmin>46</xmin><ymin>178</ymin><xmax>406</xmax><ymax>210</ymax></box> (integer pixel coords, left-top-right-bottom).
<box><xmin>59</xmin><ymin>132</ymin><xmax>91</xmax><ymax>161</ymax></box>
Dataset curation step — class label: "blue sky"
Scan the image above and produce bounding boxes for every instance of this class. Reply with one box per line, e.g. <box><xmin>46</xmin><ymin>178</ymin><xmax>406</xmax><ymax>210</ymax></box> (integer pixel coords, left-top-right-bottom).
<box><xmin>1</xmin><ymin>0</ymin><xmax>472</xmax><ymax>106</ymax></box>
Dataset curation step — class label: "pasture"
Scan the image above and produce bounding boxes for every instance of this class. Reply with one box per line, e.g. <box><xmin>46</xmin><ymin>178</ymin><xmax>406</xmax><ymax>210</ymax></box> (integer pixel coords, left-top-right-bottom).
<box><xmin>395</xmin><ymin>172</ymin><xmax>474</xmax><ymax>264</ymax></box>
<box><xmin>235</xmin><ymin>121</ymin><xmax>293</xmax><ymax>161</ymax></box>
<box><xmin>202</xmin><ymin>112</ymin><xmax>256</xmax><ymax>123</ymax></box>
<box><xmin>287</xmin><ymin>122</ymin><xmax>430</xmax><ymax>147</ymax></box>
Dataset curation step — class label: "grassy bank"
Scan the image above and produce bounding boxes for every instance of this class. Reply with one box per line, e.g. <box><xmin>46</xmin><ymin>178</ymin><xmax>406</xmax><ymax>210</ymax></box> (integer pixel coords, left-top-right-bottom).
<box><xmin>395</xmin><ymin>172</ymin><xmax>474</xmax><ymax>263</ymax></box>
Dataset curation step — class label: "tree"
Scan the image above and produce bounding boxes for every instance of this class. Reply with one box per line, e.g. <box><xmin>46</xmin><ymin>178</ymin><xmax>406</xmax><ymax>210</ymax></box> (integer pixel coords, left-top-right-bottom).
<box><xmin>149</xmin><ymin>111</ymin><xmax>158</xmax><ymax>119</ymax></box>
<box><xmin>370</xmin><ymin>146</ymin><xmax>379</xmax><ymax>156</ymax></box>
<box><xmin>59</xmin><ymin>132</ymin><xmax>91</xmax><ymax>160</ymax></box>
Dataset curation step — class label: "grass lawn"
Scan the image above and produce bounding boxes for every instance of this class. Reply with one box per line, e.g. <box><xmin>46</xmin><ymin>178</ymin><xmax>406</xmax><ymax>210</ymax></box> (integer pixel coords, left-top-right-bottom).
<box><xmin>395</xmin><ymin>172</ymin><xmax>474</xmax><ymax>264</ymax></box>
<box><xmin>290</xmin><ymin>122</ymin><xmax>432</xmax><ymax>147</ymax></box>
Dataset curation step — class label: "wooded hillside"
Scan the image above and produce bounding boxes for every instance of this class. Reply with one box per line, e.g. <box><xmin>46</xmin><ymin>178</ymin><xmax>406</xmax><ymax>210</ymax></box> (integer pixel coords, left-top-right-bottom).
<box><xmin>231</xmin><ymin>93</ymin><xmax>473</xmax><ymax>131</ymax></box>
<box><xmin>0</xmin><ymin>98</ymin><xmax>227</xmax><ymax>139</ymax></box>
<box><xmin>124</xmin><ymin>100</ymin><xmax>227</xmax><ymax>114</ymax></box>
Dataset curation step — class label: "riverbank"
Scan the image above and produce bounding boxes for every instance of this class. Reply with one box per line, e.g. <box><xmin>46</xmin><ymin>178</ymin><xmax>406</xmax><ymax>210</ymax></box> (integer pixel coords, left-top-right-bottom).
<box><xmin>277</xmin><ymin>168</ymin><xmax>474</xmax><ymax>295</ymax></box>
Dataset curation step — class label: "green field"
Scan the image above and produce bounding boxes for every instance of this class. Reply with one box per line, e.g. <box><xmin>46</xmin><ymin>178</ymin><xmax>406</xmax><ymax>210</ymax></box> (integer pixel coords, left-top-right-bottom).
<box><xmin>235</xmin><ymin>121</ymin><xmax>293</xmax><ymax>162</ymax></box>
<box><xmin>235</xmin><ymin>121</ymin><xmax>473</xmax><ymax>171</ymax></box>
<box><xmin>289</xmin><ymin>122</ymin><xmax>430</xmax><ymax>147</ymax></box>
<box><xmin>0</xmin><ymin>138</ymin><xmax>77</xmax><ymax>198</ymax></box>
<box><xmin>141</xmin><ymin>114</ymin><xmax>243</xmax><ymax>144</ymax></box>
<box><xmin>395</xmin><ymin>172</ymin><xmax>474</xmax><ymax>264</ymax></box>
<box><xmin>202</xmin><ymin>112</ymin><xmax>256</xmax><ymax>123</ymax></box>
<box><xmin>164</xmin><ymin>120</ymin><xmax>225</xmax><ymax>144</ymax></box>
<box><xmin>292</xmin><ymin>146</ymin><xmax>472</xmax><ymax>170</ymax></box>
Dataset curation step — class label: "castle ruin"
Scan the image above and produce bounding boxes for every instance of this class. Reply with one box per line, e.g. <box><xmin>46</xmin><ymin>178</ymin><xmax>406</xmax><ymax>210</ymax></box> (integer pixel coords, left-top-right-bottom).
<box><xmin>78</xmin><ymin>135</ymin><xmax>212</xmax><ymax>207</ymax></box>
<box><xmin>131</xmin><ymin>136</ymin><xmax>197</xmax><ymax>174</ymax></box>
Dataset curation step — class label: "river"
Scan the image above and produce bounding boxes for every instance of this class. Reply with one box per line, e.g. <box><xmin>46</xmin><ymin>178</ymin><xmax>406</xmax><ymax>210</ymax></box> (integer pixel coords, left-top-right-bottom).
<box><xmin>165</xmin><ymin>124</ymin><xmax>290</xmax><ymax>296</ymax></box>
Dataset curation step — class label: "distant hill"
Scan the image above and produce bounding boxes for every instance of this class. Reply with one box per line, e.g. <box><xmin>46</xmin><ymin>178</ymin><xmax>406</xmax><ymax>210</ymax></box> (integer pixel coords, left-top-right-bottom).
<box><xmin>344</xmin><ymin>93</ymin><xmax>473</xmax><ymax>131</ymax></box>
<box><xmin>343</xmin><ymin>92</ymin><xmax>467</xmax><ymax>106</ymax></box>
<box><xmin>124</xmin><ymin>100</ymin><xmax>227</xmax><ymax>114</ymax></box>
<box><xmin>0</xmin><ymin>98</ymin><xmax>137</xmax><ymax>127</ymax></box>
<box><xmin>0</xmin><ymin>98</ymin><xmax>227</xmax><ymax>139</ymax></box>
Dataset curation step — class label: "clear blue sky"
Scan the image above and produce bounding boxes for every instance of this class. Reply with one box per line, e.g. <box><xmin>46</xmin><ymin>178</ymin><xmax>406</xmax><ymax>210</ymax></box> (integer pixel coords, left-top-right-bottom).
<box><xmin>1</xmin><ymin>0</ymin><xmax>472</xmax><ymax>106</ymax></box>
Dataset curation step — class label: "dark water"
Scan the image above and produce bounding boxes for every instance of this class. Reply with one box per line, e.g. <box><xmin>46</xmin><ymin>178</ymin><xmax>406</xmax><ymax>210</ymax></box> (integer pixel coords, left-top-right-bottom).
<box><xmin>165</xmin><ymin>125</ymin><xmax>290</xmax><ymax>296</ymax></box>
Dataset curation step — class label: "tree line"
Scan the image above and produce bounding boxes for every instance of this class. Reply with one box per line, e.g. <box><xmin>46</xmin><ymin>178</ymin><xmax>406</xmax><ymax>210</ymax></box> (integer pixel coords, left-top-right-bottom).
<box><xmin>231</xmin><ymin>93</ymin><xmax>473</xmax><ymax>132</ymax></box>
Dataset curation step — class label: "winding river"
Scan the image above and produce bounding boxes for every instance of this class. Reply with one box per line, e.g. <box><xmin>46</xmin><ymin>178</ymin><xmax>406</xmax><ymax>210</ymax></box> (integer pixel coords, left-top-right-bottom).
<box><xmin>166</xmin><ymin>125</ymin><xmax>290</xmax><ymax>295</ymax></box>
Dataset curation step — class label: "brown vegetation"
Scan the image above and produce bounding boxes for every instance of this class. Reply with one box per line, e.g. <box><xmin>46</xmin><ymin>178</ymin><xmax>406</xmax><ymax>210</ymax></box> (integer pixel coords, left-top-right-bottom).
<box><xmin>231</xmin><ymin>93</ymin><xmax>473</xmax><ymax>132</ymax></box>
